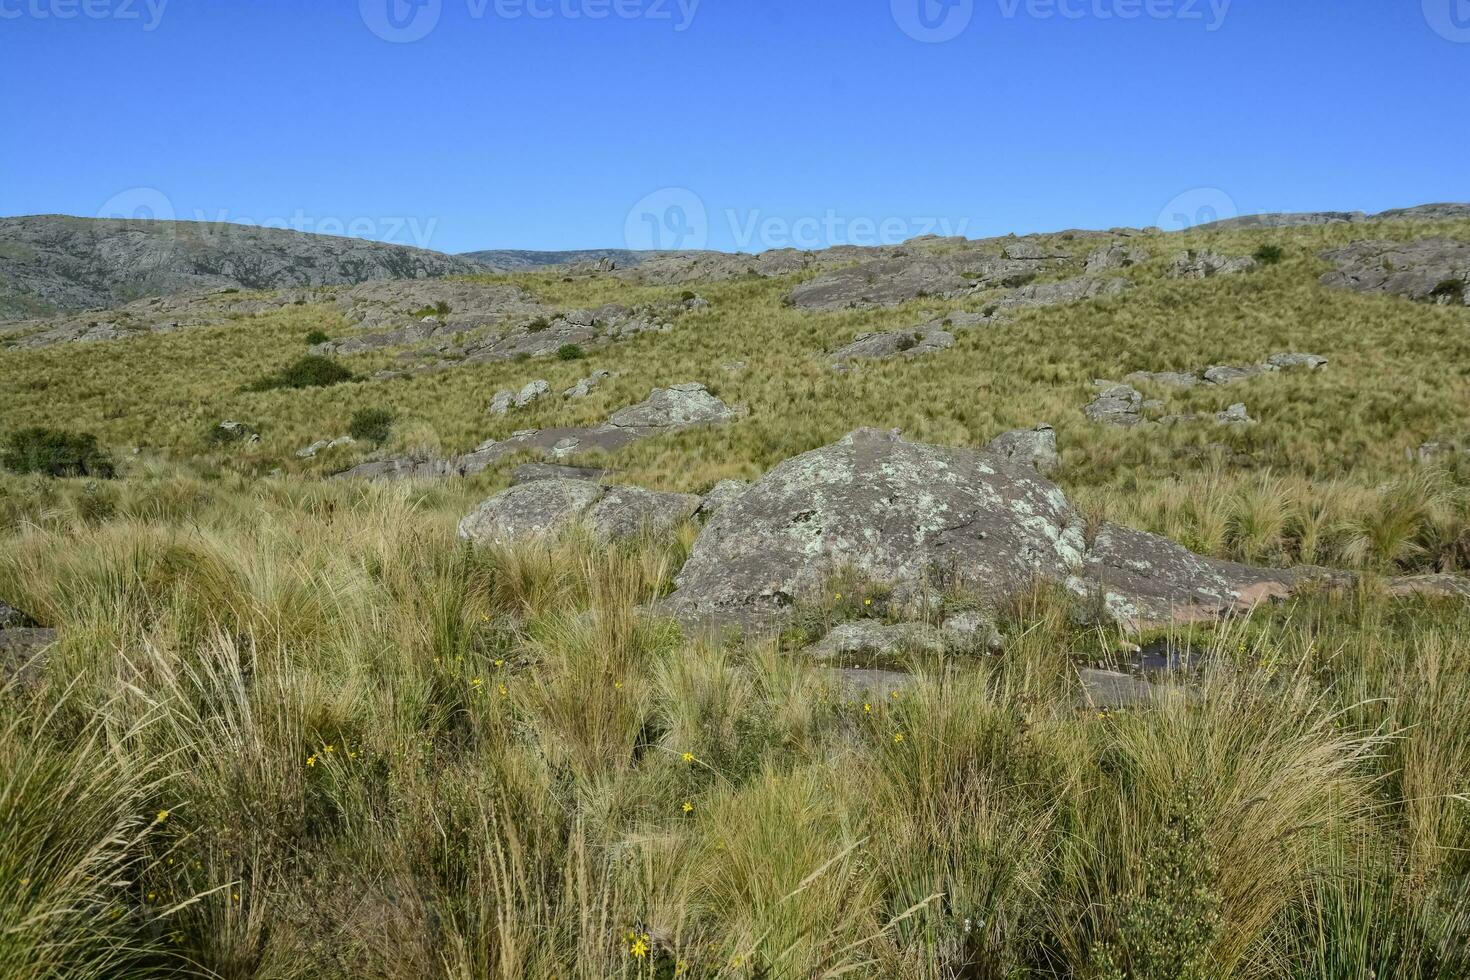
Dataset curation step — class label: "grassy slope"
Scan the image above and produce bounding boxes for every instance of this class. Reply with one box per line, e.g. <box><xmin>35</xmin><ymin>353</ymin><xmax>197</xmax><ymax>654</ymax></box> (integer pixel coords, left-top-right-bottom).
<box><xmin>1</xmin><ymin>218</ymin><xmax>1469</xmax><ymax>978</ymax></box>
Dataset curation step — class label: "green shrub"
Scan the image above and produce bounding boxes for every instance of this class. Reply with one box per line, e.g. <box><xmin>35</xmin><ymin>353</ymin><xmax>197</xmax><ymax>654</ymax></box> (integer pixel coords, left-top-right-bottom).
<box><xmin>1</xmin><ymin>427</ymin><xmax>116</xmax><ymax>479</ymax></box>
<box><xmin>347</xmin><ymin>407</ymin><xmax>395</xmax><ymax>444</ymax></box>
<box><xmin>305</xmin><ymin>330</ymin><xmax>330</xmax><ymax>345</ymax></box>
<box><xmin>557</xmin><ymin>344</ymin><xmax>586</xmax><ymax>361</ymax></box>
<box><xmin>410</xmin><ymin>300</ymin><xmax>452</xmax><ymax>319</ymax></box>
<box><xmin>247</xmin><ymin>356</ymin><xmax>354</xmax><ymax>392</ymax></box>
<box><xmin>1253</xmin><ymin>244</ymin><xmax>1285</xmax><ymax>265</ymax></box>
<box><xmin>1430</xmin><ymin>279</ymin><xmax>1465</xmax><ymax>305</ymax></box>
<box><xmin>526</xmin><ymin>317</ymin><xmax>551</xmax><ymax>334</ymax></box>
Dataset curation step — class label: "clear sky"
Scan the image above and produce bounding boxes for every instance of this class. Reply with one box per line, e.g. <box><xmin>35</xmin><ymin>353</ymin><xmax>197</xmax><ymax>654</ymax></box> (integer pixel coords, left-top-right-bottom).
<box><xmin>1</xmin><ymin>0</ymin><xmax>1466</xmax><ymax>254</ymax></box>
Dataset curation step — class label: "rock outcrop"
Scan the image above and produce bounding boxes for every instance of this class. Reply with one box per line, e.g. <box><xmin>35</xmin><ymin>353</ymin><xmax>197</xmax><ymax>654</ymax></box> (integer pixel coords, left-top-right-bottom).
<box><xmin>658</xmin><ymin>428</ymin><xmax>1299</xmax><ymax>632</ymax></box>
<box><xmin>1319</xmin><ymin>239</ymin><xmax>1470</xmax><ymax>306</ymax></box>
<box><xmin>296</xmin><ymin>436</ymin><xmax>354</xmax><ymax>459</ymax></box>
<box><xmin>1167</xmin><ymin>250</ymin><xmax>1257</xmax><ymax>279</ymax></box>
<box><xmin>563</xmin><ymin>370</ymin><xmax>612</xmax><ymax>399</ymax></box>
<box><xmin>984</xmin><ymin>425</ymin><xmax>1059</xmax><ymax>475</ymax></box>
<box><xmin>490</xmin><ymin>380</ymin><xmax>550</xmax><ymax>415</ymax></box>
<box><xmin>829</xmin><ymin>327</ymin><xmax>955</xmax><ymax>366</ymax></box>
<box><xmin>335</xmin><ymin>382</ymin><xmax>743</xmax><ymax>482</ymax></box>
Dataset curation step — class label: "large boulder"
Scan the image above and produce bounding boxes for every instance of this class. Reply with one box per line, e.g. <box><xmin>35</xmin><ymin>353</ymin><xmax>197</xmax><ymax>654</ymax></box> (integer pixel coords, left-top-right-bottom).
<box><xmin>1319</xmin><ymin>239</ymin><xmax>1470</xmax><ymax>306</ymax></box>
<box><xmin>1085</xmin><ymin>244</ymin><xmax>1148</xmax><ymax>273</ymax></box>
<box><xmin>603</xmin><ymin>382</ymin><xmax>742</xmax><ymax>429</ymax></box>
<box><xmin>984</xmin><ymin>425</ymin><xmax>1059</xmax><ymax>475</ymax></box>
<box><xmin>457</xmin><ymin>479</ymin><xmax>699</xmax><ymax>545</ymax></box>
<box><xmin>1085</xmin><ymin>382</ymin><xmax>1148</xmax><ymax>427</ymax></box>
<box><xmin>660</xmin><ymin>429</ymin><xmax>1297</xmax><ymax>633</ymax></box>
<box><xmin>829</xmin><ymin>327</ymin><xmax>954</xmax><ymax>365</ymax></box>
<box><xmin>1168</xmin><ymin>250</ymin><xmax>1257</xmax><ymax>279</ymax></box>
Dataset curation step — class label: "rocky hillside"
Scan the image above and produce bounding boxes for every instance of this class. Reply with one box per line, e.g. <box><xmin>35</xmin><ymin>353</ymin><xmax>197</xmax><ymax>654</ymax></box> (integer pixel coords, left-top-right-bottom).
<box><xmin>0</xmin><ymin>215</ymin><xmax>481</xmax><ymax>318</ymax></box>
<box><xmin>459</xmin><ymin>247</ymin><xmax>664</xmax><ymax>272</ymax></box>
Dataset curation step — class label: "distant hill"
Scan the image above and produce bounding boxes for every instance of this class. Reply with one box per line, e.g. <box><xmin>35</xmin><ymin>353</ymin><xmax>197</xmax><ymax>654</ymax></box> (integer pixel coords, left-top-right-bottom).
<box><xmin>1197</xmin><ymin>202</ymin><xmax>1470</xmax><ymax>231</ymax></box>
<box><xmin>0</xmin><ymin>215</ymin><xmax>481</xmax><ymax>318</ymax></box>
<box><xmin>459</xmin><ymin>248</ymin><xmax>665</xmax><ymax>272</ymax></box>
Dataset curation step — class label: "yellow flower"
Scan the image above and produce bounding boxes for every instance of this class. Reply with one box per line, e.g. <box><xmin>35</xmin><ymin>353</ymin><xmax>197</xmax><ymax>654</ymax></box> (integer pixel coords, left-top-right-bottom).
<box><xmin>682</xmin><ymin>752</ymin><xmax>696</xmax><ymax>763</ymax></box>
<box><xmin>498</xmin><ymin>683</ymin><xmax>509</xmax><ymax>697</ymax></box>
<box><xmin>471</xmin><ymin>678</ymin><xmax>483</xmax><ymax>688</ymax></box>
<box><xmin>675</xmin><ymin>961</ymin><xmax>689</xmax><ymax>975</ymax></box>
<box><xmin>630</xmin><ymin>935</ymin><xmax>650</xmax><ymax>959</ymax></box>
<box><xmin>682</xmin><ymin>800</ymin><xmax>695</xmax><ymax>813</ymax></box>
<box><xmin>324</xmin><ymin>744</ymin><xmax>335</xmax><ymax>754</ymax></box>
<box><xmin>348</xmin><ymin>750</ymin><xmax>358</xmax><ymax>759</ymax></box>
<box><xmin>494</xmin><ymin>658</ymin><xmax>505</xmax><ymax>668</ymax></box>
<box><xmin>893</xmin><ymin>733</ymin><xmax>905</xmax><ymax>744</ymax></box>
<box><xmin>306</xmin><ymin>755</ymin><xmax>317</xmax><ymax>768</ymax></box>
<box><xmin>834</xmin><ymin>592</ymin><xmax>842</xmax><ymax>600</ymax></box>
<box><xmin>864</xmin><ymin>598</ymin><xmax>873</xmax><ymax>606</ymax></box>
<box><xmin>863</xmin><ymin>702</ymin><xmax>872</xmax><ymax>713</ymax></box>
<box><xmin>232</xmin><ymin>893</ymin><xmax>241</xmax><ymax>903</ymax></box>
<box><xmin>614</xmin><ymin>680</ymin><xmax>624</xmax><ymax>690</ymax></box>
<box><xmin>154</xmin><ymin>809</ymin><xmax>169</xmax><ymax>823</ymax></box>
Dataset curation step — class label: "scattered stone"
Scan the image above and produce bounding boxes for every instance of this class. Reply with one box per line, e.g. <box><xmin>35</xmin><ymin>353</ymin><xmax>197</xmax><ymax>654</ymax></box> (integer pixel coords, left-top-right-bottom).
<box><xmin>509</xmin><ymin>463</ymin><xmax>607</xmax><ymax>485</ymax></box>
<box><xmin>1319</xmin><ymin>239</ymin><xmax>1470</xmax><ymax>306</ymax></box>
<box><xmin>984</xmin><ymin>425</ymin><xmax>1059</xmax><ymax>475</ymax></box>
<box><xmin>984</xmin><ymin>275</ymin><xmax>1131</xmax><ymax>315</ymax></box>
<box><xmin>1267</xmin><ymin>352</ymin><xmax>1329</xmax><ymax>371</ymax></box>
<box><xmin>1168</xmin><ymin>250</ymin><xmax>1257</xmax><ymax>279</ymax></box>
<box><xmin>1216</xmin><ymin>403</ymin><xmax>1255</xmax><ymax>425</ymax></box>
<box><xmin>1085</xmin><ymin>383</ymin><xmax>1146</xmax><ymax>427</ymax></box>
<box><xmin>940</xmin><ymin>610</ymin><xmax>1004</xmax><ymax>652</ymax></box>
<box><xmin>603</xmin><ymin>382</ymin><xmax>743</xmax><ymax>429</ymax></box>
<box><xmin>829</xmin><ymin>327</ymin><xmax>954</xmax><ymax>365</ymax></box>
<box><xmin>457</xmin><ymin>479</ymin><xmax>699</xmax><ymax>545</ymax></box>
<box><xmin>1078</xmin><ymin>668</ymin><xmax>1158</xmax><ymax>708</ymax></box>
<box><xmin>214</xmin><ymin>420</ymin><xmax>259</xmax><ymax>444</ymax></box>
<box><xmin>563</xmin><ymin>370</ymin><xmax>612</xmax><ymax>399</ymax></box>
<box><xmin>0</xmin><ymin>600</ymin><xmax>36</xmax><ymax>630</ymax></box>
<box><xmin>296</xmin><ymin>435</ymin><xmax>355</xmax><ymax>459</ymax></box>
<box><xmin>1202</xmin><ymin>363</ymin><xmax>1274</xmax><ymax>385</ymax></box>
<box><xmin>660</xmin><ymin>428</ymin><xmax>1298</xmax><ymax>633</ymax></box>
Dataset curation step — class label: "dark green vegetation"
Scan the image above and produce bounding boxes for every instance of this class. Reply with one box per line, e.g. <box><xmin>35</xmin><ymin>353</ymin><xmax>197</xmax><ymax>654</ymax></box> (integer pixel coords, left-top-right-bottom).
<box><xmin>0</xmin><ymin>426</ymin><xmax>114</xmax><ymax>479</ymax></box>
<box><xmin>246</xmin><ymin>354</ymin><xmax>355</xmax><ymax>392</ymax></box>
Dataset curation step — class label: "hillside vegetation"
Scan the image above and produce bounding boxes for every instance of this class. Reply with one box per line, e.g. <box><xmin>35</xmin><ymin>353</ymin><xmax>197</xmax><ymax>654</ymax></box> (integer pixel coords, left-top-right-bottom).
<box><xmin>2</xmin><ymin>215</ymin><xmax>1470</xmax><ymax>978</ymax></box>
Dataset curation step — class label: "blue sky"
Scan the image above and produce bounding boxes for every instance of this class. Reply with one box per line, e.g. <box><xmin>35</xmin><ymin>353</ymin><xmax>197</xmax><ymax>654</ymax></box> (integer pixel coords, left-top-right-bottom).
<box><xmin>1</xmin><ymin>0</ymin><xmax>1466</xmax><ymax>253</ymax></box>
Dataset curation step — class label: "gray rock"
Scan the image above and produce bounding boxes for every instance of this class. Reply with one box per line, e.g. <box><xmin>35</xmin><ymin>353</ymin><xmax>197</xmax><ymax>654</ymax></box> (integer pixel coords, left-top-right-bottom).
<box><xmin>697</xmin><ymin>479</ymin><xmax>750</xmax><ymax>519</ymax></box>
<box><xmin>1123</xmin><ymin>370</ymin><xmax>1200</xmax><ymax>388</ymax></box>
<box><xmin>296</xmin><ymin>435</ymin><xmax>355</xmax><ymax>459</ymax></box>
<box><xmin>563</xmin><ymin>370</ymin><xmax>612</xmax><ymax>399</ymax></box>
<box><xmin>1198</xmin><ymin>211</ymin><xmax>1366</xmax><ymax>231</ymax></box>
<box><xmin>985</xmin><ymin>275</ymin><xmax>1131</xmax><ymax>314</ymax></box>
<box><xmin>1085</xmin><ymin>383</ymin><xmax>1146</xmax><ymax>427</ymax></box>
<box><xmin>785</xmin><ymin>252</ymin><xmax>1044</xmax><ymax>312</ymax></box>
<box><xmin>1203</xmin><ymin>363</ymin><xmax>1275</xmax><ymax>385</ymax></box>
<box><xmin>829</xmin><ymin>327</ymin><xmax>955</xmax><ymax>365</ymax></box>
<box><xmin>1373</xmin><ymin>203</ymin><xmax>1470</xmax><ymax>223</ymax></box>
<box><xmin>660</xmin><ymin>429</ymin><xmax>1300</xmax><ymax>634</ymax></box>
<box><xmin>984</xmin><ymin>425</ymin><xmax>1059</xmax><ymax>476</ymax></box>
<box><xmin>1003</xmin><ymin>239</ymin><xmax>1071</xmax><ymax>261</ymax></box>
<box><xmin>456</xmin><ymin>479</ymin><xmax>698</xmax><ymax>545</ymax></box>
<box><xmin>1215</xmin><ymin>403</ymin><xmax>1255</xmax><ymax>425</ymax></box>
<box><xmin>584</xmin><ymin>486</ymin><xmax>702</xmax><ymax>539</ymax></box>
<box><xmin>1267</xmin><ymin>352</ymin><xmax>1329</xmax><ymax>371</ymax></box>
<box><xmin>337</xmin><ymin>383</ymin><xmax>742</xmax><ymax>482</ymax></box>
<box><xmin>1168</xmin><ymin>250</ymin><xmax>1257</xmax><ymax>279</ymax></box>
<box><xmin>0</xmin><ymin>599</ymin><xmax>36</xmax><ymax>630</ymax></box>
<box><xmin>1078</xmin><ymin>668</ymin><xmax>1158</xmax><ymax>708</ymax></box>
<box><xmin>1085</xmin><ymin>244</ymin><xmax>1148</xmax><ymax>273</ymax></box>
<box><xmin>490</xmin><ymin>380</ymin><xmax>550</xmax><ymax>415</ymax></box>
<box><xmin>808</xmin><ymin>621</ymin><xmax>948</xmax><ymax>662</ymax></box>
<box><xmin>1319</xmin><ymin>239</ymin><xmax>1470</xmax><ymax>306</ymax></box>
<box><xmin>0</xmin><ymin>626</ymin><xmax>57</xmax><ymax>691</ymax></box>
<box><xmin>214</xmin><ymin>420</ymin><xmax>259</xmax><ymax>445</ymax></box>
<box><xmin>509</xmin><ymin>463</ymin><xmax>607</xmax><ymax>485</ymax></box>
<box><xmin>940</xmin><ymin>610</ymin><xmax>1004</xmax><ymax>652</ymax></box>
<box><xmin>823</xmin><ymin>668</ymin><xmax>914</xmax><ymax>700</ymax></box>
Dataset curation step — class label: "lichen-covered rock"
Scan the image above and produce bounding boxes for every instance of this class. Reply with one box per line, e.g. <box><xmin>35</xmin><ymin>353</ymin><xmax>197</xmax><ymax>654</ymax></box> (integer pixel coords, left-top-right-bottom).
<box><xmin>661</xmin><ymin>429</ymin><xmax>1301</xmax><ymax>634</ymax></box>
<box><xmin>829</xmin><ymin>327</ymin><xmax>954</xmax><ymax>365</ymax></box>
<box><xmin>1078</xmin><ymin>668</ymin><xmax>1158</xmax><ymax>708</ymax></box>
<box><xmin>1168</xmin><ymin>250</ymin><xmax>1257</xmax><ymax>279</ymax></box>
<box><xmin>603</xmin><ymin>382</ymin><xmax>742</xmax><ymax>429</ymax></box>
<box><xmin>1319</xmin><ymin>239</ymin><xmax>1470</xmax><ymax>306</ymax></box>
<box><xmin>986</xmin><ymin>275</ymin><xmax>1130</xmax><ymax>314</ymax></box>
<box><xmin>1215</xmin><ymin>403</ymin><xmax>1255</xmax><ymax>425</ymax></box>
<box><xmin>510</xmin><ymin>463</ymin><xmax>607</xmax><ymax>485</ymax></box>
<box><xmin>697</xmin><ymin>479</ymin><xmax>750</xmax><ymax>519</ymax></box>
<box><xmin>456</xmin><ymin>479</ymin><xmax>698</xmax><ymax>545</ymax></box>
<box><xmin>1124</xmin><ymin>370</ymin><xmax>1200</xmax><ymax>388</ymax></box>
<box><xmin>1085</xmin><ymin>383</ymin><xmax>1146</xmax><ymax>426</ymax></box>
<box><xmin>662</xmin><ymin>428</ymin><xmax>1088</xmax><ymax>629</ymax></box>
<box><xmin>214</xmin><ymin>420</ymin><xmax>259</xmax><ymax>444</ymax></box>
<box><xmin>563</xmin><ymin>370</ymin><xmax>612</xmax><ymax>399</ymax></box>
<box><xmin>784</xmin><ymin>252</ymin><xmax>1043</xmax><ymax>312</ymax></box>
<box><xmin>1203</xmin><ymin>363</ymin><xmax>1274</xmax><ymax>385</ymax></box>
<box><xmin>1267</xmin><ymin>352</ymin><xmax>1329</xmax><ymax>371</ymax></box>
<box><xmin>984</xmin><ymin>425</ymin><xmax>1059</xmax><ymax>475</ymax></box>
<box><xmin>296</xmin><ymin>435</ymin><xmax>355</xmax><ymax>459</ymax></box>
<box><xmin>1</xmin><ymin>599</ymin><xmax>36</xmax><ymax>630</ymax></box>
<box><xmin>490</xmin><ymin>380</ymin><xmax>549</xmax><ymax>415</ymax></box>
<box><xmin>808</xmin><ymin>622</ymin><xmax>948</xmax><ymax>662</ymax></box>
<box><xmin>1085</xmin><ymin>244</ymin><xmax>1148</xmax><ymax>273</ymax></box>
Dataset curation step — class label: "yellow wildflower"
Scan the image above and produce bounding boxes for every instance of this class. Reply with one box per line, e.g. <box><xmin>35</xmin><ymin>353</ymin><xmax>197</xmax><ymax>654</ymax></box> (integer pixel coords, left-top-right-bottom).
<box><xmin>306</xmin><ymin>755</ymin><xmax>317</xmax><ymax>768</ymax></box>
<box><xmin>893</xmin><ymin>733</ymin><xmax>905</xmax><ymax>744</ymax></box>
<box><xmin>682</xmin><ymin>800</ymin><xmax>695</xmax><ymax>813</ymax></box>
<box><xmin>324</xmin><ymin>744</ymin><xmax>335</xmax><ymax>754</ymax></box>
<box><xmin>682</xmin><ymin>752</ymin><xmax>696</xmax><ymax>763</ymax></box>
<box><xmin>863</xmin><ymin>702</ymin><xmax>872</xmax><ymax>713</ymax></box>
<box><xmin>154</xmin><ymin>809</ymin><xmax>169</xmax><ymax>823</ymax></box>
<box><xmin>630</xmin><ymin>935</ymin><xmax>650</xmax><ymax>959</ymax></box>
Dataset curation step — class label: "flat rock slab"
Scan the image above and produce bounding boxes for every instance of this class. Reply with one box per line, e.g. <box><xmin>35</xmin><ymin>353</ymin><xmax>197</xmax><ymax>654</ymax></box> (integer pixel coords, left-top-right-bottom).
<box><xmin>829</xmin><ymin>327</ymin><xmax>954</xmax><ymax>365</ymax></box>
<box><xmin>1319</xmin><ymin>239</ymin><xmax>1470</xmax><ymax>306</ymax></box>
<box><xmin>984</xmin><ymin>425</ymin><xmax>1059</xmax><ymax>475</ymax></box>
<box><xmin>1078</xmin><ymin>668</ymin><xmax>1158</xmax><ymax>709</ymax></box>
<box><xmin>510</xmin><ymin>463</ymin><xmax>608</xmax><ymax>486</ymax></box>
<box><xmin>1168</xmin><ymin>250</ymin><xmax>1257</xmax><ymax>279</ymax></box>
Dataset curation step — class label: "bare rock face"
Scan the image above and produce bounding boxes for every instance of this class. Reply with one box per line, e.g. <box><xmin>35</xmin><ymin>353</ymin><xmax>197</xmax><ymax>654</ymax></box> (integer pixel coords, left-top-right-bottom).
<box><xmin>457</xmin><ymin>480</ymin><xmax>700</xmax><ymax>545</ymax></box>
<box><xmin>1319</xmin><ymin>239</ymin><xmax>1470</xmax><ymax>306</ymax></box>
<box><xmin>658</xmin><ymin>429</ymin><xmax>1300</xmax><ymax>634</ymax></box>
<box><xmin>984</xmin><ymin>275</ymin><xmax>1130</xmax><ymax>314</ymax></box>
<box><xmin>984</xmin><ymin>425</ymin><xmax>1059</xmax><ymax>475</ymax></box>
<box><xmin>1124</xmin><ymin>370</ymin><xmax>1200</xmax><ymax>388</ymax></box>
<box><xmin>785</xmin><ymin>252</ymin><xmax>1043</xmax><ymax>312</ymax></box>
<box><xmin>1168</xmin><ymin>250</ymin><xmax>1257</xmax><ymax>279</ymax></box>
<box><xmin>510</xmin><ymin>463</ymin><xmax>608</xmax><ymax>485</ymax></box>
<box><xmin>696</xmin><ymin>479</ymin><xmax>751</xmax><ymax>519</ymax></box>
<box><xmin>1085</xmin><ymin>244</ymin><xmax>1148</xmax><ymax>273</ymax></box>
<box><xmin>335</xmin><ymin>383</ymin><xmax>743</xmax><ymax>482</ymax></box>
<box><xmin>1085</xmin><ymin>383</ymin><xmax>1147</xmax><ymax>427</ymax></box>
<box><xmin>829</xmin><ymin>327</ymin><xmax>955</xmax><ymax>366</ymax></box>
<box><xmin>808</xmin><ymin>621</ymin><xmax>949</xmax><ymax>661</ymax></box>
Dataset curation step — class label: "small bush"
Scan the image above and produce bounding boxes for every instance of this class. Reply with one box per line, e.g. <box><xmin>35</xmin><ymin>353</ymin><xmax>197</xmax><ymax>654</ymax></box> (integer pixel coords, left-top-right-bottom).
<box><xmin>305</xmin><ymin>330</ymin><xmax>330</xmax><ymax>345</ymax></box>
<box><xmin>247</xmin><ymin>356</ymin><xmax>355</xmax><ymax>392</ymax></box>
<box><xmin>1</xmin><ymin>427</ymin><xmax>116</xmax><ymax>479</ymax></box>
<box><xmin>557</xmin><ymin>344</ymin><xmax>586</xmax><ymax>361</ymax></box>
<box><xmin>1253</xmin><ymin>244</ymin><xmax>1285</xmax><ymax>265</ymax></box>
<box><xmin>348</xmin><ymin>407</ymin><xmax>395</xmax><ymax>444</ymax></box>
<box><xmin>1430</xmin><ymin>279</ymin><xmax>1465</xmax><ymax>305</ymax></box>
<box><xmin>410</xmin><ymin>301</ymin><xmax>452</xmax><ymax>319</ymax></box>
<box><xmin>526</xmin><ymin>317</ymin><xmax>551</xmax><ymax>334</ymax></box>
